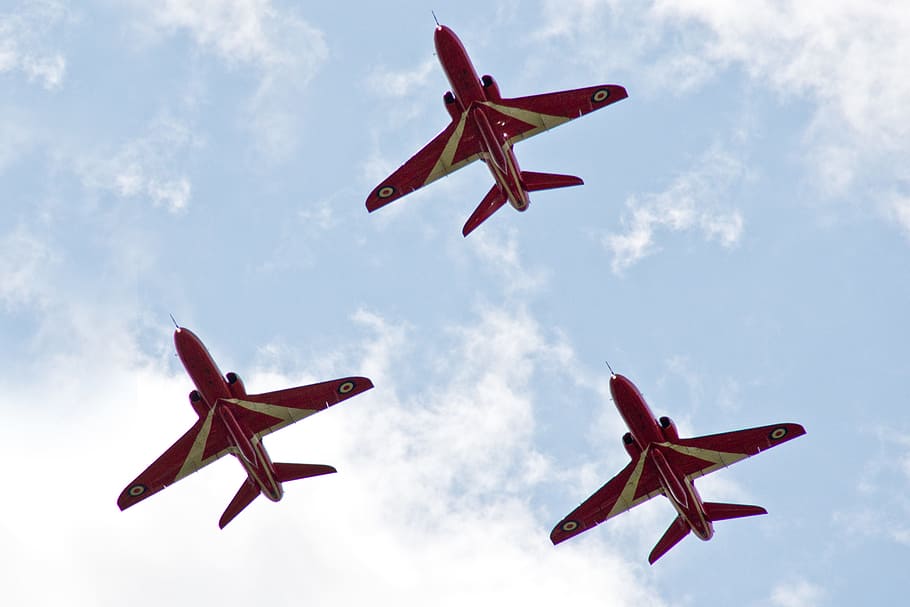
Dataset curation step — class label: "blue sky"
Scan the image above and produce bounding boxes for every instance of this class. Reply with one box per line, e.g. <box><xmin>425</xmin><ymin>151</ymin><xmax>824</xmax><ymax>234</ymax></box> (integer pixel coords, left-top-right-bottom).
<box><xmin>1</xmin><ymin>1</ymin><xmax>909</xmax><ymax>605</ymax></box>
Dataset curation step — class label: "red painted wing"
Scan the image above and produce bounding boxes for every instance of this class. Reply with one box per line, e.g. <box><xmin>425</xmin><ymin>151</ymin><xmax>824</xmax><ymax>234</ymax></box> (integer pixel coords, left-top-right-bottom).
<box><xmin>366</xmin><ymin>118</ymin><xmax>482</xmax><ymax>211</ymax></box>
<box><xmin>665</xmin><ymin>422</ymin><xmax>806</xmax><ymax>481</ymax></box>
<box><xmin>551</xmin><ymin>451</ymin><xmax>663</xmax><ymax>545</ymax></box>
<box><xmin>487</xmin><ymin>84</ymin><xmax>628</xmax><ymax>146</ymax></box>
<box><xmin>227</xmin><ymin>376</ymin><xmax>374</xmax><ymax>440</ymax></box>
<box><xmin>118</xmin><ymin>410</ymin><xmax>233</xmax><ymax>511</ymax></box>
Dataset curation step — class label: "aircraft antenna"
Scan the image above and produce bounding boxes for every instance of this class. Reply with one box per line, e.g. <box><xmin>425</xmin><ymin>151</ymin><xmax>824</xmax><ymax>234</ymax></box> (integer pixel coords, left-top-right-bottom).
<box><xmin>169</xmin><ymin>313</ymin><xmax>179</xmax><ymax>329</ymax></box>
<box><xmin>432</xmin><ymin>11</ymin><xmax>439</xmax><ymax>26</ymax></box>
<box><xmin>605</xmin><ymin>360</ymin><xmax>615</xmax><ymax>376</ymax></box>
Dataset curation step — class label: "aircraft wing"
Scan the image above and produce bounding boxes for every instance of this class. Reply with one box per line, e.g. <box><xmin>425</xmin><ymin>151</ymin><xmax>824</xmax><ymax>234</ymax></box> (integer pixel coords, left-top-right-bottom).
<box><xmin>226</xmin><ymin>376</ymin><xmax>374</xmax><ymax>440</ymax></box>
<box><xmin>664</xmin><ymin>422</ymin><xmax>806</xmax><ymax>481</ymax></box>
<box><xmin>551</xmin><ymin>450</ymin><xmax>663</xmax><ymax>545</ymax></box>
<box><xmin>366</xmin><ymin>116</ymin><xmax>482</xmax><ymax>212</ymax></box>
<box><xmin>118</xmin><ymin>409</ymin><xmax>234</xmax><ymax>511</ymax></box>
<box><xmin>486</xmin><ymin>83</ymin><xmax>628</xmax><ymax>147</ymax></box>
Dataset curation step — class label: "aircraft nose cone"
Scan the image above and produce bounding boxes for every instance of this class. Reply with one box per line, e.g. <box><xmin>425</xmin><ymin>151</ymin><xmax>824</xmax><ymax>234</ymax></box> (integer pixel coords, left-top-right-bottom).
<box><xmin>609</xmin><ymin>373</ymin><xmax>634</xmax><ymax>401</ymax></box>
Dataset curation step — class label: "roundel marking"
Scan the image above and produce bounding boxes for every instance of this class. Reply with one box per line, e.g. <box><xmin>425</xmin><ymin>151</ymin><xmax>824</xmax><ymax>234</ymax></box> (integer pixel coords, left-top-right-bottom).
<box><xmin>561</xmin><ymin>520</ymin><xmax>579</xmax><ymax>532</ymax></box>
<box><xmin>338</xmin><ymin>381</ymin><xmax>355</xmax><ymax>395</ymax></box>
<box><xmin>591</xmin><ymin>88</ymin><xmax>610</xmax><ymax>103</ymax></box>
<box><xmin>128</xmin><ymin>484</ymin><xmax>147</xmax><ymax>497</ymax></box>
<box><xmin>769</xmin><ymin>427</ymin><xmax>788</xmax><ymax>441</ymax></box>
<box><xmin>377</xmin><ymin>185</ymin><xmax>396</xmax><ymax>199</ymax></box>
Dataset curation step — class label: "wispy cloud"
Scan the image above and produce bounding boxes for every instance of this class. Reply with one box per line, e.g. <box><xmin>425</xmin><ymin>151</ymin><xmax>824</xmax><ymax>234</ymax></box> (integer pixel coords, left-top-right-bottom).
<box><xmin>770</xmin><ymin>578</ymin><xmax>826</xmax><ymax>607</ymax></box>
<box><xmin>0</xmin><ymin>0</ymin><xmax>68</xmax><ymax>89</ymax></box>
<box><xmin>470</xmin><ymin>228</ymin><xmax>550</xmax><ymax>295</ymax></box>
<box><xmin>128</xmin><ymin>0</ymin><xmax>328</xmax><ymax>159</ymax></box>
<box><xmin>71</xmin><ymin>113</ymin><xmax>200</xmax><ymax>212</ymax></box>
<box><xmin>650</xmin><ymin>0</ymin><xmax>910</xmax><ymax>195</ymax></box>
<box><xmin>835</xmin><ymin>425</ymin><xmax>910</xmax><ymax>547</ymax></box>
<box><xmin>536</xmin><ymin>1</ymin><xmax>910</xmax><ymax>239</ymax></box>
<box><xmin>0</xmin><ymin>225</ymin><xmax>56</xmax><ymax>310</ymax></box>
<box><xmin>603</xmin><ymin>143</ymin><xmax>745</xmax><ymax>273</ymax></box>
<box><xmin>885</xmin><ymin>191</ymin><xmax>910</xmax><ymax>240</ymax></box>
<box><xmin>367</xmin><ymin>57</ymin><xmax>436</xmax><ymax>99</ymax></box>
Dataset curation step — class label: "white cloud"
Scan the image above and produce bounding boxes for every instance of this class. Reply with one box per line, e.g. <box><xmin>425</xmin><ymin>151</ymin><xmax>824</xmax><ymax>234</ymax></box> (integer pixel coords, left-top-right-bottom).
<box><xmin>72</xmin><ymin>113</ymin><xmax>199</xmax><ymax>212</ymax></box>
<box><xmin>0</xmin><ymin>0</ymin><xmax>68</xmax><ymax>89</ymax></box>
<box><xmin>470</xmin><ymin>228</ymin><xmax>549</xmax><ymax>294</ymax></box>
<box><xmin>0</xmin><ymin>225</ymin><xmax>56</xmax><ymax>310</ymax></box>
<box><xmin>603</xmin><ymin>144</ymin><xmax>745</xmax><ymax>273</ymax></box>
<box><xmin>770</xmin><ymin>578</ymin><xmax>825</xmax><ymax>607</ymax></box>
<box><xmin>128</xmin><ymin>0</ymin><xmax>328</xmax><ymax>158</ymax></box>
<box><xmin>0</xmin><ymin>298</ymin><xmax>668</xmax><ymax>606</ymax></box>
<box><xmin>650</xmin><ymin>0</ymin><xmax>910</xmax><ymax>195</ymax></box>
<box><xmin>367</xmin><ymin>57</ymin><xmax>436</xmax><ymax>99</ymax></box>
<box><xmin>886</xmin><ymin>192</ymin><xmax>910</xmax><ymax>240</ymax></box>
<box><xmin>536</xmin><ymin>0</ymin><xmax>910</xmax><ymax>241</ymax></box>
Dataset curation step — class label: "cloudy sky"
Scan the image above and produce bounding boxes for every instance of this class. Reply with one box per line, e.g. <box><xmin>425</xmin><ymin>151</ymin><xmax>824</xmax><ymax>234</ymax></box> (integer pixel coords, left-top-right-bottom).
<box><xmin>2</xmin><ymin>0</ymin><xmax>908</xmax><ymax>605</ymax></box>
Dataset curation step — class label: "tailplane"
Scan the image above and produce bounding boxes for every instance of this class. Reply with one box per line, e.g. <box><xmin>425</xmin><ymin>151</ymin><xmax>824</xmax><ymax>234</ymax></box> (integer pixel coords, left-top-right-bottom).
<box><xmin>520</xmin><ymin>171</ymin><xmax>584</xmax><ymax>192</ymax></box>
<box><xmin>219</xmin><ymin>479</ymin><xmax>260</xmax><ymax>529</ymax></box>
<box><xmin>649</xmin><ymin>516</ymin><xmax>690</xmax><ymax>564</ymax></box>
<box><xmin>463</xmin><ymin>184</ymin><xmax>508</xmax><ymax>236</ymax></box>
<box><xmin>273</xmin><ymin>463</ymin><xmax>337</xmax><ymax>483</ymax></box>
<box><xmin>703</xmin><ymin>502</ymin><xmax>768</xmax><ymax>522</ymax></box>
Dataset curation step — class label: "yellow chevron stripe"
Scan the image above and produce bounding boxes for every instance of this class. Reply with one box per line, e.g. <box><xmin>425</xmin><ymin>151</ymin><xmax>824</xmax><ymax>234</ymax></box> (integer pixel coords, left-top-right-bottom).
<box><xmin>176</xmin><ymin>408</ymin><xmax>217</xmax><ymax>480</ymax></box>
<box><xmin>483</xmin><ymin>101</ymin><xmax>572</xmax><ymax>142</ymax></box>
<box><xmin>607</xmin><ymin>447</ymin><xmax>653</xmax><ymax>519</ymax></box>
<box><xmin>224</xmin><ymin>398</ymin><xmax>318</xmax><ymax>438</ymax></box>
<box><xmin>425</xmin><ymin>113</ymin><xmax>470</xmax><ymax>185</ymax></box>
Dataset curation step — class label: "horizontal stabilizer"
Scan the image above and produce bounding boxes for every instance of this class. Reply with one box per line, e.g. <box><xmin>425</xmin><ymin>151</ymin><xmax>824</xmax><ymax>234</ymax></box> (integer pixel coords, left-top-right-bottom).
<box><xmin>649</xmin><ymin>516</ymin><xmax>690</xmax><ymax>564</ymax></box>
<box><xmin>273</xmin><ymin>463</ymin><xmax>337</xmax><ymax>483</ymax></box>
<box><xmin>520</xmin><ymin>171</ymin><xmax>583</xmax><ymax>192</ymax></box>
<box><xmin>219</xmin><ymin>479</ymin><xmax>260</xmax><ymax>529</ymax></box>
<box><xmin>463</xmin><ymin>184</ymin><xmax>508</xmax><ymax>237</ymax></box>
<box><xmin>703</xmin><ymin>502</ymin><xmax>767</xmax><ymax>522</ymax></box>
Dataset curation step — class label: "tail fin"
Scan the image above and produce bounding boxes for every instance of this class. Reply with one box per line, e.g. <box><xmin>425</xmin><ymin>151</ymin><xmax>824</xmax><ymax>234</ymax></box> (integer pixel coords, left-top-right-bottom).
<box><xmin>520</xmin><ymin>171</ymin><xmax>583</xmax><ymax>192</ymax></box>
<box><xmin>649</xmin><ymin>516</ymin><xmax>690</xmax><ymax>564</ymax></box>
<box><xmin>273</xmin><ymin>463</ymin><xmax>337</xmax><ymax>483</ymax></box>
<box><xmin>219</xmin><ymin>479</ymin><xmax>260</xmax><ymax>529</ymax></box>
<box><xmin>703</xmin><ymin>502</ymin><xmax>768</xmax><ymax>522</ymax></box>
<box><xmin>463</xmin><ymin>184</ymin><xmax>508</xmax><ymax>237</ymax></box>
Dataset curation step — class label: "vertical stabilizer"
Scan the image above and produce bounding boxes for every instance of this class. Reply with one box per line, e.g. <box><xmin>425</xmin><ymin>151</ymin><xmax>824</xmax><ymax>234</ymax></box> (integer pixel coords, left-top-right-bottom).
<box><xmin>649</xmin><ymin>516</ymin><xmax>690</xmax><ymax>564</ymax></box>
<box><xmin>463</xmin><ymin>184</ymin><xmax>508</xmax><ymax>236</ymax></box>
<box><xmin>219</xmin><ymin>479</ymin><xmax>260</xmax><ymax>529</ymax></box>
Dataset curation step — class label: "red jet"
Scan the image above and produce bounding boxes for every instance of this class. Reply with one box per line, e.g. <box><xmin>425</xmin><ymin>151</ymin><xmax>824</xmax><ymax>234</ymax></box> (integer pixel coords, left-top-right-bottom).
<box><xmin>366</xmin><ymin>23</ymin><xmax>627</xmax><ymax>236</ymax></box>
<box><xmin>551</xmin><ymin>371</ymin><xmax>805</xmax><ymax>563</ymax></box>
<box><xmin>118</xmin><ymin>327</ymin><xmax>373</xmax><ymax>528</ymax></box>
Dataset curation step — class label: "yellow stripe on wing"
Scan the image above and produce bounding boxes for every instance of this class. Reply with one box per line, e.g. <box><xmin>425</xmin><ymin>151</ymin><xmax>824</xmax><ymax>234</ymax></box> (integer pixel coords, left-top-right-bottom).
<box><xmin>483</xmin><ymin>101</ymin><xmax>573</xmax><ymax>144</ymax></box>
<box><xmin>176</xmin><ymin>408</ymin><xmax>219</xmax><ymax>480</ymax></box>
<box><xmin>606</xmin><ymin>447</ymin><xmax>661</xmax><ymax>519</ymax></box>
<box><xmin>662</xmin><ymin>442</ymin><xmax>750</xmax><ymax>480</ymax></box>
<box><xmin>425</xmin><ymin>113</ymin><xmax>471</xmax><ymax>185</ymax></box>
<box><xmin>225</xmin><ymin>398</ymin><xmax>320</xmax><ymax>439</ymax></box>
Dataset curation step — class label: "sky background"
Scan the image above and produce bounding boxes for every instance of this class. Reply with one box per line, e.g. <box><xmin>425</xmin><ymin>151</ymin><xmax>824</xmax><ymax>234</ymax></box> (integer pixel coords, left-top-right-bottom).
<box><xmin>1</xmin><ymin>0</ymin><xmax>909</xmax><ymax>605</ymax></box>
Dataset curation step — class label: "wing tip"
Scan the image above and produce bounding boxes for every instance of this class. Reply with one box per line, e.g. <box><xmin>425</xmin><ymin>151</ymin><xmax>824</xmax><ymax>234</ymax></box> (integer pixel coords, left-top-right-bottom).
<box><xmin>550</xmin><ymin>519</ymin><xmax>585</xmax><ymax>545</ymax></box>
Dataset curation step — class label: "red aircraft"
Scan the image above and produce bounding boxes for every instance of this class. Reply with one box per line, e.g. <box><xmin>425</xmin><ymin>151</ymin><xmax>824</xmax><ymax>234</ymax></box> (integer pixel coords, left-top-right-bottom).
<box><xmin>118</xmin><ymin>327</ymin><xmax>373</xmax><ymax>528</ymax></box>
<box><xmin>551</xmin><ymin>371</ymin><xmax>805</xmax><ymax>563</ymax></box>
<box><xmin>366</xmin><ymin>23</ymin><xmax>628</xmax><ymax>236</ymax></box>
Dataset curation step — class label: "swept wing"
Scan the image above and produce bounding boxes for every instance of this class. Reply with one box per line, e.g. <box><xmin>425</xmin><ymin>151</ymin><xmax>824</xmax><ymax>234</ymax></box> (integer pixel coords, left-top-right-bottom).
<box><xmin>118</xmin><ymin>408</ymin><xmax>233</xmax><ymax>510</ymax></box>
<box><xmin>550</xmin><ymin>449</ymin><xmax>662</xmax><ymax>545</ymax></box>
<box><xmin>227</xmin><ymin>376</ymin><xmax>374</xmax><ymax>440</ymax></box>
<box><xmin>117</xmin><ymin>377</ymin><xmax>373</xmax><ymax>511</ymax></box>
<box><xmin>663</xmin><ymin>422</ymin><xmax>806</xmax><ymax>481</ymax></box>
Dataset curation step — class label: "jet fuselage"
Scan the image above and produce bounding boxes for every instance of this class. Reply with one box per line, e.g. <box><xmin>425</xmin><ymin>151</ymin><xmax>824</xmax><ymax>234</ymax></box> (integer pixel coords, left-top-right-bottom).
<box><xmin>174</xmin><ymin>327</ymin><xmax>283</xmax><ymax>502</ymax></box>
<box><xmin>434</xmin><ymin>24</ymin><xmax>530</xmax><ymax>211</ymax></box>
<box><xmin>610</xmin><ymin>373</ymin><xmax>714</xmax><ymax>541</ymax></box>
